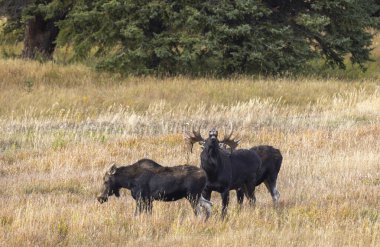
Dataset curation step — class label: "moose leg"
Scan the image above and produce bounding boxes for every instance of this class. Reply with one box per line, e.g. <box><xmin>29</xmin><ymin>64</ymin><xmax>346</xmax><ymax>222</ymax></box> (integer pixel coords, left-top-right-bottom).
<box><xmin>134</xmin><ymin>204</ymin><xmax>139</xmax><ymax>216</ymax></box>
<box><xmin>133</xmin><ymin>189</ymin><xmax>145</xmax><ymax>216</ymax></box>
<box><xmin>135</xmin><ymin>199</ymin><xmax>144</xmax><ymax>216</ymax></box>
<box><xmin>134</xmin><ymin>196</ymin><xmax>152</xmax><ymax>215</ymax></box>
<box><xmin>221</xmin><ymin>190</ymin><xmax>230</xmax><ymax>219</ymax></box>
<box><xmin>236</xmin><ymin>188</ymin><xmax>244</xmax><ymax>208</ymax></box>
<box><xmin>189</xmin><ymin>194</ymin><xmax>212</xmax><ymax>220</ymax></box>
<box><xmin>199</xmin><ymin>196</ymin><xmax>212</xmax><ymax>220</ymax></box>
<box><xmin>188</xmin><ymin>195</ymin><xmax>201</xmax><ymax>216</ymax></box>
<box><xmin>243</xmin><ymin>182</ymin><xmax>256</xmax><ymax>207</ymax></box>
<box><xmin>139</xmin><ymin>197</ymin><xmax>151</xmax><ymax>214</ymax></box>
<box><xmin>202</xmin><ymin>187</ymin><xmax>212</xmax><ymax>201</ymax></box>
<box><xmin>146</xmin><ymin>199</ymin><xmax>153</xmax><ymax>214</ymax></box>
<box><xmin>264</xmin><ymin>179</ymin><xmax>280</xmax><ymax>206</ymax></box>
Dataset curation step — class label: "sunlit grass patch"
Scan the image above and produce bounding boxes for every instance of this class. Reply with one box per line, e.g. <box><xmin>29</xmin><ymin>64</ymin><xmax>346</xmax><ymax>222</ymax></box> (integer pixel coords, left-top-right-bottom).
<box><xmin>0</xmin><ymin>58</ymin><xmax>380</xmax><ymax>246</ymax></box>
<box><xmin>0</xmin><ymin>215</ymin><xmax>14</xmax><ymax>227</ymax></box>
<box><xmin>22</xmin><ymin>179</ymin><xmax>85</xmax><ymax>195</ymax></box>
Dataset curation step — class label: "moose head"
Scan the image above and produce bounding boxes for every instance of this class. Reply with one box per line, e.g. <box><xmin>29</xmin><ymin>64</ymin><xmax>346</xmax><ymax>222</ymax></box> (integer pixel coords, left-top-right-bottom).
<box><xmin>184</xmin><ymin>126</ymin><xmax>240</xmax><ymax>153</ymax></box>
<box><xmin>97</xmin><ymin>163</ymin><xmax>121</xmax><ymax>204</ymax></box>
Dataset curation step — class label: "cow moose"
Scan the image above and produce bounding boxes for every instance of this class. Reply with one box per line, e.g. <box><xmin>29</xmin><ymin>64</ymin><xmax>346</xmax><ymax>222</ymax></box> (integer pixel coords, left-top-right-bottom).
<box><xmin>249</xmin><ymin>145</ymin><xmax>282</xmax><ymax>205</ymax></box>
<box><xmin>185</xmin><ymin>128</ymin><xmax>262</xmax><ymax>218</ymax></box>
<box><xmin>221</xmin><ymin>141</ymin><xmax>283</xmax><ymax>206</ymax></box>
<box><xmin>97</xmin><ymin>158</ymin><xmax>212</xmax><ymax>219</ymax></box>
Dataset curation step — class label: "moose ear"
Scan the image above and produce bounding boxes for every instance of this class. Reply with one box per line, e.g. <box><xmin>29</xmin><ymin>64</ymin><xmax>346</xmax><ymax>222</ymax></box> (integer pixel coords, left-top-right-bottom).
<box><xmin>108</xmin><ymin>163</ymin><xmax>117</xmax><ymax>175</ymax></box>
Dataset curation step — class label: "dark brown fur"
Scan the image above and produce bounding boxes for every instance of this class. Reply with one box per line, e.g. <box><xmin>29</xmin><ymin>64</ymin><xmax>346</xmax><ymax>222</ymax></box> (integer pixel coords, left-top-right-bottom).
<box><xmin>97</xmin><ymin>159</ymin><xmax>212</xmax><ymax>218</ymax></box>
<box><xmin>236</xmin><ymin>145</ymin><xmax>282</xmax><ymax>205</ymax></box>
<box><xmin>207</xmin><ymin>140</ymin><xmax>283</xmax><ymax>207</ymax></box>
<box><xmin>200</xmin><ymin>129</ymin><xmax>262</xmax><ymax>218</ymax></box>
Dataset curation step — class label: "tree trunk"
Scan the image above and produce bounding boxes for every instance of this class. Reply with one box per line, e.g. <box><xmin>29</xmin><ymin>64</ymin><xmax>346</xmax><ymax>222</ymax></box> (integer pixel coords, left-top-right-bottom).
<box><xmin>22</xmin><ymin>14</ymin><xmax>59</xmax><ymax>60</ymax></box>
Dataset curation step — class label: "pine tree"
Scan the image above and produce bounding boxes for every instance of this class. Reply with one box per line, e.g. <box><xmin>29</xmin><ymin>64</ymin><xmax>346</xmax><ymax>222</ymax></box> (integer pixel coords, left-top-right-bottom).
<box><xmin>1</xmin><ymin>0</ymin><xmax>379</xmax><ymax>75</ymax></box>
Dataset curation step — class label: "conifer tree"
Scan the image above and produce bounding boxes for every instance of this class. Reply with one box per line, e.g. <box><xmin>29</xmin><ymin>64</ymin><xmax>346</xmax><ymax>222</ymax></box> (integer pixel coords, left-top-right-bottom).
<box><xmin>1</xmin><ymin>0</ymin><xmax>379</xmax><ymax>75</ymax></box>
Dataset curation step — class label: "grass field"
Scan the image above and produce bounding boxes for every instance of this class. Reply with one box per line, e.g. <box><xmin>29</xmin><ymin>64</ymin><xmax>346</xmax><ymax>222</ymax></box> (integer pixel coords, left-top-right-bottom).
<box><xmin>0</xmin><ymin>59</ymin><xmax>380</xmax><ymax>246</ymax></box>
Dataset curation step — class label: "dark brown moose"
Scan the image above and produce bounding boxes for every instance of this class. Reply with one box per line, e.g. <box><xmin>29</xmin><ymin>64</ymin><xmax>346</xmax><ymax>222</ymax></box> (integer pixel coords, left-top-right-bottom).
<box><xmin>188</xmin><ymin>128</ymin><xmax>283</xmax><ymax>208</ymax></box>
<box><xmin>221</xmin><ymin>142</ymin><xmax>283</xmax><ymax>206</ymax></box>
<box><xmin>97</xmin><ymin>159</ymin><xmax>212</xmax><ymax>219</ymax></box>
<box><xmin>249</xmin><ymin>145</ymin><xmax>282</xmax><ymax>205</ymax></box>
<box><xmin>185</xmin><ymin>127</ymin><xmax>262</xmax><ymax>219</ymax></box>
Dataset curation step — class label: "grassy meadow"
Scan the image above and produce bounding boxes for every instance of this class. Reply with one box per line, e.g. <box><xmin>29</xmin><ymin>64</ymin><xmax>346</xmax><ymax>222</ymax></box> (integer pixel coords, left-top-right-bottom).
<box><xmin>0</xmin><ymin>58</ymin><xmax>380</xmax><ymax>246</ymax></box>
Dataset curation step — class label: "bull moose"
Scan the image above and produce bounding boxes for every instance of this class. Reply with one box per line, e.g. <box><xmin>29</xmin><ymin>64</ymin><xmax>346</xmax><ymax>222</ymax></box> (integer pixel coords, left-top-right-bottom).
<box><xmin>187</xmin><ymin>128</ymin><xmax>283</xmax><ymax>209</ymax></box>
<box><xmin>185</xmin><ymin>128</ymin><xmax>262</xmax><ymax>218</ymax></box>
<box><xmin>97</xmin><ymin>159</ymin><xmax>212</xmax><ymax>219</ymax></box>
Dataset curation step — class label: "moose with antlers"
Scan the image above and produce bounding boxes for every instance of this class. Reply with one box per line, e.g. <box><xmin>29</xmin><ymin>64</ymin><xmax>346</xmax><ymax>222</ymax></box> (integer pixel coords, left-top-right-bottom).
<box><xmin>185</xmin><ymin>127</ymin><xmax>283</xmax><ymax>218</ymax></box>
<box><xmin>185</xmin><ymin>127</ymin><xmax>262</xmax><ymax>218</ymax></box>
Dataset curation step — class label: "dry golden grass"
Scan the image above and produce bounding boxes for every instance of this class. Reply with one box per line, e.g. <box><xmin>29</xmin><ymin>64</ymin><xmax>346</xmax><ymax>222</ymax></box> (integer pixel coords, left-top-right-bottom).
<box><xmin>0</xmin><ymin>59</ymin><xmax>380</xmax><ymax>246</ymax></box>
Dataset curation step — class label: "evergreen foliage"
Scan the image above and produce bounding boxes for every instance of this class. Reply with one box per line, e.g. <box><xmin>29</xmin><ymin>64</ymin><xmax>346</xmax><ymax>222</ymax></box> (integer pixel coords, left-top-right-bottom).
<box><xmin>0</xmin><ymin>0</ymin><xmax>72</xmax><ymax>39</ymax></box>
<box><xmin>1</xmin><ymin>0</ymin><xmax>380</xmax><ymax>75</ymax></box>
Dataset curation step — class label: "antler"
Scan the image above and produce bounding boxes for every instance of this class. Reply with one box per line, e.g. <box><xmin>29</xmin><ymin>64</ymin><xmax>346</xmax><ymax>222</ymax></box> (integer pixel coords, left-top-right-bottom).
<box><xmin>184</xmin><ymin>126</ymin><xmax>205</xmax><ymax>153</ymax></box>
<box><xmin>220</xmin><ymin>125</ymin><xmax>240</xmax><ymax>151</ymax></box>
